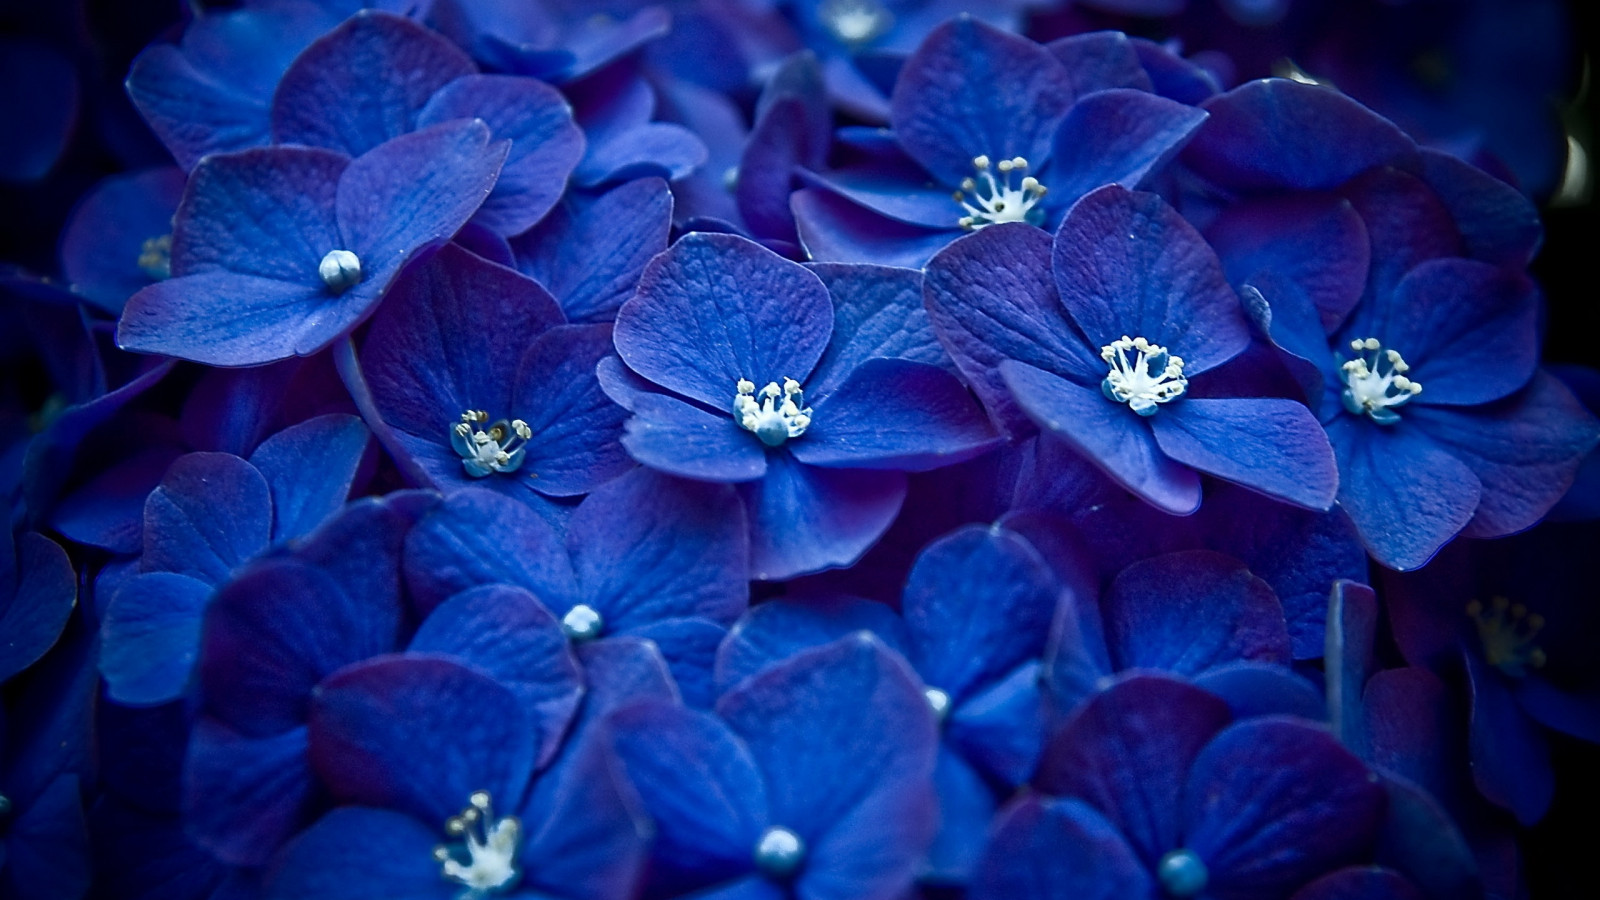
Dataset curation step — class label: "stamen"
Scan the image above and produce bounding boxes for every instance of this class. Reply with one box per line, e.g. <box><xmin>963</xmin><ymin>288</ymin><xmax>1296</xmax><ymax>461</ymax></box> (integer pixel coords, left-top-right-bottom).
<box><xmin>318</xmin><ymin>249</ymin><xmax>363</xmax><ymax>294</ymax></box>
<box><xmin>1157</xmin><ymin>849</ymin><xmax>1209</xmax><ymax>898</ymax></box>
<box><xmin>924</xmin><ymin>687</ymin><xmax>951</xmax><ymax>722</ymax></box>
<box><xmin>1100</xmin><ymin>336</ymin><xmax>1187</xmax><ymax>415</ymax></box>
<box><xmin>137</xmin><ymin>234</ymin><xmax>172</xmax><ymax>280</ymax></box>
<box><xmin>753</xmin><ymin>826</ymin><xmax>806</xmax><ymax>880</ymax></box>
<box><xmin>818</xmin><ymin>0</ymin><xmax>893</xmax><ymax>46</ymax></box>
<box><xmin>733</xmin><ymin>378</ymin><xmax>812</xmax><ymax>448</ymax></box>
<box><xmin>451</xmin><ymin>410</ymin><xmax>533</xmax><ymax>478</ymax></box>
<box><xmin>954</xmin><ymin>155</ymin><xmax>1048</xmax><ymax>230</ymax></box>
<box><xmin>1339</xmin><ymin>337</ymin><xmax>1422</xmax><ymax>425</ymax></box>
<box><xmin>1467</xmin><ymin>597</ymin><xmax>1547</xmax><ymax>678</ymax></box>
<box><xmin>433</xmin><ymin>791</ymin><xmax>521</xmax><ymax>897</ymax></box>
<box><xmin>561</xmin><ymin>604</ymin><xmax>604</xmax><ymax>642</ymax></box>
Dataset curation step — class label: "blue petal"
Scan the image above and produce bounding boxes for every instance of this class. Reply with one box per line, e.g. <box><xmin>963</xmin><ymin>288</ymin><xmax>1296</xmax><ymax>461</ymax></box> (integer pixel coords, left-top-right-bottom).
<box><xmin>511</xmin><ymin>177</ymin><xmax>672</xmax><ymax>323</ymax></box>
<box><xmin>924</xmin><ymin>746</ymin><xmax>999</xmax><ymax>883</ymax></box>
<box><xmin>118</xmin><ymin>271</ymin><xmax>332</xmax><ymax>366</ymax></box>
<box><xmin>270</xmin><ymin>11</ymin><xmax>475</xmax><ymax>156</ymax></box>
<box><xmin>567</xmin><ymin>467</ymin><xmax>749</xmax><ymax>631</ymax></box>
<box><xmin>1324</xmin><ymin>580</ymin><xmax>1379</xmax><ymax>755</ymax></box>
<box><xmin>1464</xmin><ymin>650</ymin><xmax>1552</xmax><ymax>825</ymax></box>
<box><xmin>603</xmin><ymin>701</ymin><xmax>767</xmax><ymax>888</ymax></box>
<box><xmin>613</xmin><ymin>233</ymin><xmax>833</xmax><ymax>409</ymax></box>
<box><xmin>1338</xmin><ymin>168</ymin><xmax>1461</xmax><ymax>306</ymax></box>
<box><xmin>945</xmin><ymin>661</ymin><xmax>1049</xmax><ymax>788</ymax></box>
<box><xmin>99</xmin><ymin>572</ymin><xmax>212</xmax><ymax>705</ymax></box>
<box><xmin>512</xmin><ymin>323</ymin><xmax>633</xmax><ymax>496</ymax></box>
<box><xmin>739</xmin><ymin>453</ymin><xmax>907</xmax><ymax>581</ymax></box>
<box><xmin>889</xmin><ymin>19</ymin><xmax>1075</xmax><ymax>185</ymax></box>
<box><xmin>248</xmin><ymin>414</ymin><xmax>369</xmax><ymax>542</ymax></box>
<box><xmin>182</xmin><ymin>720</ymin><xmax>312</xmax><ymax>866</ymax></box>
<box><xmin>0</xmin><ymin>533</ymin><xmax>76</xmax><ymax>683</ymax></box>
<box><xmin>1046</xmin><ymin>89</ymin><xmax>1207</xmax><ymax>210</ymax></box>
<box><xmin>141</xmin><ymin>452</ymin><xmax>272</xmax><ymax>585</ymax></box>
<box><xmin>805</xmin><ymin>262</ymin><xmax>953</xmax><ymax>400</ymax></box>
<box><xmin>408</xmin><ymin>584</ymin><xmax>583</xmax><ymax>769</ymax></box>
<box><xmin>1151</xmin><ymin>397</ymin><xmax>1339</xmax><ymax>511</ymax></box>
<box><xmin>261</xmin><ymin>807</ymin><xmax>448</xmax><ymax>900</ymax></box>
<box><xmin>1207</xmin><ymin>193</ymin><xmax>1370</xmax><ymax>333</ymax></box>
<box><xmin>999</xmin><ymin>361</ymin><xmax>1201</xmax><ymax>515</ymax></box>
<box><xmin>1419</xmin><ymin>148</ymin><xmax>1541</xmax><ymax>268</ymax></box>
<box><xmin>714</xmin><ymin>596</ymin><xmax>910</xmax><ymax>696</ymax></box>
<box><xmin>1051</xmin><ymin>185</ymin><xmax>1249</xmax><ymax>377</ymax></box>
<box><xmin>1191</xmin><ymin>661</ymin><xmax>1327</xmax><ymax>720</ymax></box>
<box><xmin>1103</xmin><ymin>550</ymin><xmax>1290</xmax><ymax>676</ymax></box>
<box><xmin>309</xmin><ymin>655</ymin><xmax>535</xmax><ymax>826</ymax></box>
<box><xmin>901</xmin><ymin>525</ymin><xmax>1058</xmax><ymax>703</ymax></box>
<box><xmin>1289</xmin><ymin>867</ymin><xmax>1427</xmax><ymax>900</ymax></box>
<box><xmin>791</xmin><ymin>359</ymin><xmax>1000</xmax><ymax>471</ymax></box>
<box><xmin>792</xmin><ymin>188</ymin><xmax>958</xmax><ymax>268</ymax></box>
<box><xmin>59</xmin><ymin>167</ymin><xmax>187</xmax><ymax>315</ymax></box>
<box><xmin>1184</xmin><ymin>79</ymin><xmax>1418</xmax><ymax>191</ymax></box>
<box><xmin>969</xmin><ymin>795</ymin><xmax>1152</xmax><ymax>900</ymax></box>
<box><xmin>1046</xmin><ymin>32</ymin><xmax>1154</xmax><ymax>97</ymax></box>
<box><xmin>621</xmin><ymin>391</ymin><xmax>769</xmax><ymax>483</ymax></box>
<box><xmin>402</xmin><ymin>488</ymin><xmax>577</xmax><ymax>617</ymax></box>
<box><xmin>1379</xmin><ymin>259</ymin><xmax>1538</xmax><ymax>406</ymax></box>
<box><xmin>627</xmin><ymin>618</ymin><xmax>729</xmax><ymax>710</ymax></box>
<box><xmin>0</xmin><ymin>774</ymin><xmax>90</xmax><ymax>900</ymax></box>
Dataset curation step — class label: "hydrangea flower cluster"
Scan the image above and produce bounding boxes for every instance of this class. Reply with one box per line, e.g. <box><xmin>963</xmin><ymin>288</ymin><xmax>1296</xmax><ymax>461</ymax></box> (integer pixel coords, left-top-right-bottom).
<box><xmin>2</xmin><ymin>1</ymin><xmax>1598</xmax><ymax>899</ymax></box>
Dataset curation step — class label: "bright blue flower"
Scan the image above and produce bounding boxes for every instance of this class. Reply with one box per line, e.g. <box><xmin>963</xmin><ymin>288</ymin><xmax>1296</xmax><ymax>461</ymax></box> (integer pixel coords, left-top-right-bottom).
<box><xmin>925</xmin><ymin>184</ymin><xmax>1339</xmax><ymax>515</ymax></box>
<box><xmin>794</xmin><ymin>20</ymin><xmax>1208</xmax><ymax>267</ymax></box>
<box><xmin>357</xmin><ymin>244</ymin><xmax>631</xmax><ymax>500</ymax></box>
<box><xmin>610</xmin><ymin>232</ymin><xmax>999</xmax><ymax>579</ymax></box>
<box><xmin>117</xmin><ymin>120</ymin><xmax>508</xmax><ymax>366</ymax></box>
<box><xmin>601</xmin><ymin>633</ymin><xmax>939</xmax><ymax>900</ymax></box>
<box><xmin>403</xmin><ymin>467</ymin><xmax>749</xmax><ymax>706</ymax></box>
<box><xmin>98</xmin><ymin>414</ymin><xmax>370</xmax><ymax>705</ymax></box>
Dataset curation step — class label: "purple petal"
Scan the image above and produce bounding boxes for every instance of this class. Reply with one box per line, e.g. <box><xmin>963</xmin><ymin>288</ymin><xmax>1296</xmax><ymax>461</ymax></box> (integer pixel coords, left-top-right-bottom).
<box><xmin>1046</xmin><ymin>89</ymin><xmax>1207</xmax><ymax>208</ymax></box>
<box><xmin>407</xmin><ymin>584</ymin><xmax>583</xmax><ymax>769</ymax></box>
<box><xmin>1206</xmin><ymin>193</ymin><xmax>1370</xmax><ymax>333</ymax></box>
<box><xmin>117</xmin><ymin>271</ymin><xmax>332</xmax><ymax>366</ymax></box>
<box><xmin>418</xmin><ymin>74</ymin><xmax>586</xmax><ymax>236</ymax></box>
<box><xmin>923</xmin><ymin>223</ymin><xmax>1102</xmax><ymax>436</ymax></box>
<box><xmin>1000</xmin><ymin>362</ymin><xmax>1201</xmax><ymax>515</ymax></box>
<box><xmin>805</xmin><ymin>262</ymin><xmax>953</xmax><ymax>399</ymax></box>
<box><xmin>509</xmin><ymin>323</ymin><xmax>632</xmax><ymax>496</ymax></box>
<box><xmin>1103</xmin><ymin>549</ymin><xmax>1290</xmax><ymax>675</ymax></box>
<box><xmin>739</xmin><ymin>454</ymin><xmax>906</xmax><ymax>580</ymax></box>
<box><xmin>247</xmin><ymin>414</ymin><xmax>369</xmax><ymax>542</ymax></box>
<box><xmin>59</xmin><ymin>167</ymin><xmax>186</xmax><ymax>314</ymax></box>
<box><xmin>614</xmin><ymin>233</ymin><xmax>832</xmax><ymax>409</ymax></box>
<box><xmin>1419</xmin><ymin>148</ymin><xmax>1541</xmax><ymax>268</ymax></box>
<box><xmin>511</xmin><ymin>177</ymin><xmax>672</xmax><ymax>323</ymax></box>
<box><xmin>1051</xmin><ymin>185</ymin><xmax>1249</xmax><ymax>376</ymax></box>
<box><xmin>567</xmin><ymin>467</ymin><xmax>749</xmax><ymax>631</ymax></box>
<box><xmin>791</xmin><ymin>359</ymin><xmax>1000</xmax><ymax>471</ymax></box>
<box><xmin>890</xmin><ymin>19</ymin><xmax>1074</xmax><ymax>185</ymax></box>
<box><xmin>1151</xmin><ymin>397</ymin><xmax>1338</xmax><ymax>511</ymax></box>
<box><xmin>969</xmin><ymin>795</ymin><xmax>1152</xmax><ymax>900</ymax></box>
<box><xmin>1379</xmin><ymin>259</ymin><xmax>1539</xmax><ymax>406</ymax></box>
<box><xmin>1046</xmin><ymin>32</ymin><xmax>1154</xmax><ymax>97</ymax></box>
<box><xmin>1290</xmin><ymin>867</ymin><xmax>1426</xmax><ymax>900</ymax></box>
<box><xmin>308</xmin><ymin>655</ymin><xmax>534</xmax><ymax>825</ymax></box>
<box><xmin>271</xmin><ymin>11</ymin><xmax>475</xmax><ymax>156</ymax></box>
<box><xmin>182</xmin><ymin>720</ymin><xmax>312</xmax><ymax>866</ymax></box>
<box><xmin>98</xmin><ymin>571</ymin><xmax>212</xmax><ymax>705</ymax></box>
<box><xmin>1184</xmin><ymin>718</ymin><xmax>1385</xmax><ymax>895</ymax></box>
<box><xmin>402</xmin><ymin>488</ymin><xmax>576</xmax><ymax>617</ymax></box>
<box><xmin>1184</xmin><ymin>79</ymin><xmax>1417</xmax><ymax>191</ymax></box>
<box><xmin>792</xmin><ymin>188</ymin><xmax>957</xmax><ymax>268</ymax></box>
<box><xmin>714</xmin><ymin>596</ymin><xmax>911</xmax><ymax>697</ymax></box>
<box><xmin>1034</xmin><ymin>673</ymin><xmax>1232</xmax><ymax>865</ymax></box>
<box><xmin>1465</xmin><ymin>650</ymin><xmax>1552</xmax><ymax>825</ymax></box>
<box><xmin>141</xmin><ymin>452</ymin><xmax>271</xmax><ymax>584</ymax></box>
<box><xmin>0</xmin><ymin>533</ymin><xmax>77</xmax><ymax>683</ymax></box>
<box><xmin>621</xmin><ymin>391</ymin><xmax>769</xmax><ymax>483</ymax></box>
<box><xmin>261</xmin><ymin>807</ymin><xmax>447</xmax><ymax>900</ymax></box>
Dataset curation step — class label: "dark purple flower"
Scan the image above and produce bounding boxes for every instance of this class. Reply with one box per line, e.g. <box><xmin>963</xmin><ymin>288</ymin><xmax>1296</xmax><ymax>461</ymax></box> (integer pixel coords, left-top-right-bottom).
<box><xmin>601</xmin><ymin>633</ymin><xmax>939</xmax><ymax>899</ymax></box>
<box><xmin>358</xmin><ymin>243</ymin><xmax>631</xmax><ymax>500</ymax></box>
<box><xmin>793</xmin><ymin>20</ymin><xmax>1207</xmax><ymax>267</ymax></box>
<box><xmin>58</xmin><ymin>167</ymin><xmax>186</xmax><ymax>315</ymax></box>
<box><xmin>117</xmin><ymin>120</ymin><xmax>507</xmax><ymax>366</ymax></box>
<box><xmin>610</xmin><ymin>232</ymin><xmax>999</xmax><ymax>579</ymax></box>
<box><xmin>0</xmin><ymin>530</ymin><xmax>76</xmax><ymax>685</ymax></box>
<box><xmin>925</xmin><ymin>184</ymin><xmax>1338</xmax><ymax>515</ymax></box>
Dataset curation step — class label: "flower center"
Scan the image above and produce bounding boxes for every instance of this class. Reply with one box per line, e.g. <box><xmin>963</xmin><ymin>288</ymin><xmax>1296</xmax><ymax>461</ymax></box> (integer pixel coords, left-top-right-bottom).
<box><xmin>1467</xmin><ymin>597</ymin><xmax>1547</xmax><ymax>678</ymax></box>
<box><xmin>561</xmin><ymin>604</ymin><xmax>604</xmax><ymax>642</ymax></box>
<box><xmin>954</xmin><ymin>156</ymin><xmax>1048</xmax><ymax>231</ymax></box>
<box><xmin>924</xmin><ymin>687</ymin><xmax>951</xmax><ymax>721</ymax></box>
<box><xmin>1156</xmin><ymin>848</ymin><xmax>1208</xmax><ymax>897</ymax></box>
<box><xmin>1339</xmin><ymin>338</ymin><xmax>1422</xmax><ymax>425</ymax></box>
<box><xmin>753</xmin><ymin>826</ymin><xmax>806</xmax><ymax>880</ymax></box>
<box><xmin>734</xmin><ymin>378</ymin><xmax>812</xmax><ymax>448</ymax></box>
<box><xmin>452</xmin><ymin>410</ymin><xmax>532</xmax><ymax>478</ymax></box>
<box><xmin>432</xmin><ymin>791</ymin><xmax>521</xmax><ymax>898</ymax></box>
<box><xmin>318</xmin><ymin>249</ymin><xmax>363</xmax><ymax>294</ymax></box>
<box><xmin>819</xmin><ymin>0</ymin><xmax>892</xmax><ymax>46</ymax></box>
<box><xmin>137</xmin><ymin>234</ymin><xmax>172</xmax><ymax>280</ymax></box>
<box><xmin>1100</xmin><ymin>336</ymin><xmax>1187</xmax><ymax>415</ymax></box>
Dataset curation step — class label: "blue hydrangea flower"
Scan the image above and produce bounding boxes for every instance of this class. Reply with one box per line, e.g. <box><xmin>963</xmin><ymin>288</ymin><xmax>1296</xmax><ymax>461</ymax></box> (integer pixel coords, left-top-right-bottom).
<box><xmin>609</xmin><ymin>232</ymin><xmax>999</xmax><ymax>579</ymax></box>
<box><xmin>117</xmin><ymin>120</ymin><xmax>507</xmax><ymax>366</ymax></box>
<box><xmin>357</xmin><ymin>243</ymin><xmax>631</xmax><ymax>500</ymax></box>
<box><xmin>98</xmin><ymin>414</ymin><xmax>370</xmax><ymax>705</ymax></box>
<box><xmin>601</xmin><ymin>633</ymin><xmax>939</xmax><ymax>900</ymax></box>
<box><xmin>58</xmin><ymin>167</ymin><xmax>185</xmax><ymax>315</ymax></box>
<box><xmin>925</xmin><ymin>184</ymin><xmax>1338</xmax><ymax>515</ymax></box>
<box><xmin>713</xmin><ymin>523</ymin><xmax>1061</xmax><ymax>883</ymax></box>
<box><xmin>793</xmin><ymin>20</ymin><xmax>1208</xmax><ymax>267</ymax></box>
<box><xmin>974</xmin><ymin>673</ymin><xmax>1385</xmax><ymax>900</ymax></box>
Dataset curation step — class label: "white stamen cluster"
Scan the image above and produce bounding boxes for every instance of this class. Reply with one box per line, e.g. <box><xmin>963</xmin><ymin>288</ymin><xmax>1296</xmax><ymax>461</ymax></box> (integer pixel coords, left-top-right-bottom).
<box><xmin>452</xmin><ymin>410</ymin><xmax>533</xmax><ymax>477</ymax></box>
<box><xmin>1100</xmin><ymin>336</ymin><xmax>1187</xmax><ymax>415</ymax></box>
<box><xmin>955</xmin><ymin>155</ymin><xmax>1048</xmax><ymax>230</ymax></box>
<box><xmin>734</xmin><ymin>378</ymin><xmax>812</xmax><ymax>447</ymax></box>
<box><xmin>1339</xmin><ymin>337</ymin><xmax>1421</xmax><ymax>425</ymax></box>
<box><xmin>432</xmin><ymin>791</ymin><xmax>521</xmax><ymax>898</ymax></box>
<box><xmin>818</xmin><ymin>0</ymin><xmax>892</xmax><ymax>46</ymax></box>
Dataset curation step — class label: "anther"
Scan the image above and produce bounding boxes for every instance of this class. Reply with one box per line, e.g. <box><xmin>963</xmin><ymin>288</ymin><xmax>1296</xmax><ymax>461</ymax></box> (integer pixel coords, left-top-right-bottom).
<box><xmin>924</xmin><ymin>687</ymin><xmax>951</xmax><ymax>721</ymax></box>
<box><xmin>1469</xmin><ymin>596</ymin><xmax>1548</xmax><ymax>678</ymax></box>
<box><xmin>1340</xmin><ymin>337</ymin><xmax>1422</xmax><ymax>425</ymax></box>
<box><xmin>818</xmin><ymin>0</ymin><xmax>893</xmax><ymax>45</ymax></box>
<box><xmin>562</xmin><ymin>604</ymin><xmax>604</xmax><ymax>642</ymax></box>
<box><xmin>954</xmin><ymin>155</ymin><xmax>1048</xmax><ymax>230</ymax></box>
<box><xmin>137</xmin><ymin>235</ymin><xmax>172</xmax><ymax>280</ymax></box>
<box><xmin>733</xmin><ymin>378</ymin><xmax>812</xmax><ymax>447</ymax></box>
<box><xmin>1099</xmin><ymin>336</ymin><xmax>1187</xmax><ymax>415</ymax></box>
<box><xmin>318</xmin><ymin>249</ymin><xmax>363</xmax><ymax>293</ymax></box>
<box><xmin>754</xmin><ymin>826</ymin><xmax>806</xmax><ymax>880</ymax></box>
<box><xmin>434</xmin><ymin>791</ymin><xmax>521</xmax><ymax>896</ymax></box>
<box><xmin>451</xmin><ymin>410</ymin><xmax>532</xmax><ymax>478</ymax></box>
